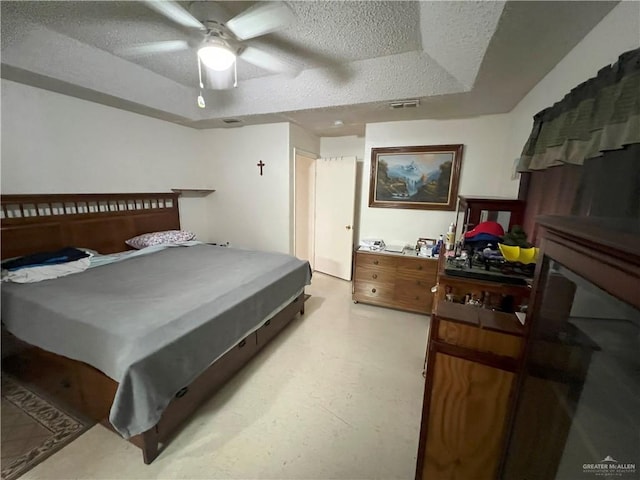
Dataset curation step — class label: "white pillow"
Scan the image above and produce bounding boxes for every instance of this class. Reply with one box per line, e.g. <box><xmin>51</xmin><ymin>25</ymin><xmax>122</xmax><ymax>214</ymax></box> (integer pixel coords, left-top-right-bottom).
<box><xmin>125</xmin><ymin>230</ymin><xmax>196</xmax><ymax>249</ymax></box>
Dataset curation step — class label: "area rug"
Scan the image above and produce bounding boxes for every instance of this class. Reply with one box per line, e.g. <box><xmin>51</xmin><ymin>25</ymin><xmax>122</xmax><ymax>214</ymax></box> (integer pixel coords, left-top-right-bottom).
<box><xmin>1</xmin><ymin>375</ymin><xmax>93</xmax><ymax>480</ymax></box>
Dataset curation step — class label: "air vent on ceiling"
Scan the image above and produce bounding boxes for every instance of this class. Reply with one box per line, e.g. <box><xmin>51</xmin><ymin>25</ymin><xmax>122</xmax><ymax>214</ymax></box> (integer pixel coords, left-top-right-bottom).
<box><xmin>222</xmin><ymin>118</ymin><xmax>242</xmax><ymax>124</ymax></box>
<box><xmin>389</xmin><ymin>99</ymin><xmax>420</xmax><ymax>109</ymax></box>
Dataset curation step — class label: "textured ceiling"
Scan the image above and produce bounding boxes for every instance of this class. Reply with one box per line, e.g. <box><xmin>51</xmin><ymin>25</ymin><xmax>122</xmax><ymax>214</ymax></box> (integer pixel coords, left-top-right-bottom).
<box><xmin>1</xmin><ymin>1</ymin><xmax>618</xmax><ymax>136</ymax></box>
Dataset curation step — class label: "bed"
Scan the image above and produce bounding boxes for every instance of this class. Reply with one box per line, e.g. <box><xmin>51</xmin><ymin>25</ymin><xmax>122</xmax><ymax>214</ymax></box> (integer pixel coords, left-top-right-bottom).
<box><xmin>0</xmin><ymin>192</ymin><xmax>311</xmax><ymax>464</ymax></box>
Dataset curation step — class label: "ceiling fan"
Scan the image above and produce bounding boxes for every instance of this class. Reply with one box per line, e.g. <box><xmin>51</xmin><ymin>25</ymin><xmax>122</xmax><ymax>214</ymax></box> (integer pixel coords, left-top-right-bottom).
<box><xmin>119</xmin><ymin>1</ymin><xmax>300</xmax><ymax>104</ymax></box>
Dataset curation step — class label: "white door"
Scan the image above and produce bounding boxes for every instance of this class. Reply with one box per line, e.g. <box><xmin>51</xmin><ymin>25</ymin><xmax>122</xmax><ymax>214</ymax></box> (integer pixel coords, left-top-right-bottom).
<box><xmin>314</xmin><ymin>156</ymin><xmax>357</xmax><ymax>280</ymax></box>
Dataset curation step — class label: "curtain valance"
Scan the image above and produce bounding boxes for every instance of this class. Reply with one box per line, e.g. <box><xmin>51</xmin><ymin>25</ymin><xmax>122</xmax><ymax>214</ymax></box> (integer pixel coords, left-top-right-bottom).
<box><xmin>518</xmin><ymin>47</ymin><xmax>640</xmax><ymax>172</ymax></box>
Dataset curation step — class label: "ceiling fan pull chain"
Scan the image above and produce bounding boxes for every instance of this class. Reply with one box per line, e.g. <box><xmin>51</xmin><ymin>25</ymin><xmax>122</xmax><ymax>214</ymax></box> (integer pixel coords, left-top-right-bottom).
<box><xmin>196</xmin><ymin>56</ymin><xmax>206</xmax><ymax>108</ymax></box>
<box><xmin>233</xmin><ymin>60</ymin><xmax>238</xmax><ymax>88</ymax></box>
<box><xmin>197</xmin><ymin>56</ymin><xmax>204</xmax><ymax>89</ymax></box>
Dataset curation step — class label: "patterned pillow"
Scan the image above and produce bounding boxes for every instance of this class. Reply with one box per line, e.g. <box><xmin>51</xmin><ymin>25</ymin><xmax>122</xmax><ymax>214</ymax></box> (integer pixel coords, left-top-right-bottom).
<box><xmin>125</xmin><ymin>230</ymin><xmax>196</xmax><ymax>249</ymax></box>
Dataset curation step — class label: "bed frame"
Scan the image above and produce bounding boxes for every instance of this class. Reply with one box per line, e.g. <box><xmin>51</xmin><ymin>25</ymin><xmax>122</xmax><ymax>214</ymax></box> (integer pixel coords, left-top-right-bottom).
<box><xmin>0</xmin><ymin>192</ymin><xmax>306</xmax><ymax>464</ymax></box>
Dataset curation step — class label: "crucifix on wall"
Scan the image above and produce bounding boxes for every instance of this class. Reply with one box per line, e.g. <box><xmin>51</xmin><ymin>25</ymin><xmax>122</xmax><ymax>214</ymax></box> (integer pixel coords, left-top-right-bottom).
<box><xmin>257</xmin><ymin>160</ymin><xmax>265</xmax><ymax>176</ymax></box>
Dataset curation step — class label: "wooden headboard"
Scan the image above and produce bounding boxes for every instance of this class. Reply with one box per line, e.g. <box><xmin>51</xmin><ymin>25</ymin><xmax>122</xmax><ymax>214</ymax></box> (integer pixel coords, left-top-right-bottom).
<box><xmin>1</xmin><ymin>193</ymin><xmax>181</xmax><ymax>260</ymax></box>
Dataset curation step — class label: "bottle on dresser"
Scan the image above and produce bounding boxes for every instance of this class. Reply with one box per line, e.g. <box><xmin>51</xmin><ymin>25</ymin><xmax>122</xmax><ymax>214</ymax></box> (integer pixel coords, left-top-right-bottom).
<box><xmin>433</xmin><ymin>234</ymin><xmax>444</xmax><ymax>255</ymax></box>
<box><xmin>445</xmin><ymin>222</ymin><xmax>456</xmax><ymax>251</ymax></box>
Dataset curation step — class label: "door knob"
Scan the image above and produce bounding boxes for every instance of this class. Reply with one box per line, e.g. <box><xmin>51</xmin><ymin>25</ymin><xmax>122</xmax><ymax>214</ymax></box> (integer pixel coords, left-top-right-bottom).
<box><xmin>345</xmin><ymin>225</ymin><xmax>351</xmax><ymax>230</ymax></box>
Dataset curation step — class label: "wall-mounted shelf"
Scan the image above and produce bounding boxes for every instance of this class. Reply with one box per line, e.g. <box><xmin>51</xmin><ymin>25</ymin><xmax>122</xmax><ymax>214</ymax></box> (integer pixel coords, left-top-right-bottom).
<box><xmin>171</xmin><ymin>189</ymin><xmax>215</xmax><ymax>197</ymax></box>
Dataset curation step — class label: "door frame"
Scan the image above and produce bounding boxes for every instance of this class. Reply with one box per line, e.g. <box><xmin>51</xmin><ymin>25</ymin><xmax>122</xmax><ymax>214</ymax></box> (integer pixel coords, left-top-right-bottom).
<box><xmin>292</xmin><ymin>148</ymin><xmax>318</xmax><ymax>266</ymax></box>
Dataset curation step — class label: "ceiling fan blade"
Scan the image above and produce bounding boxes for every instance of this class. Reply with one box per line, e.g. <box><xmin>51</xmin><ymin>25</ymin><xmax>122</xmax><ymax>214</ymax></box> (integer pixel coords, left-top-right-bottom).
<box><xmin>115</xmin><ymin>40</ymin><xmax>189</xmax><ymax>57</ymax></box>
<box><xmin>240</xmin><ymin>46</ymin><xmax>301</xmax><ymax>76</ymax></box>
<box><xmin>226</xmin><ymin>2</ymin><xmax>295</xmax><ymax>41</ymax></box>
<box><xmin>144</xmin><ymin>1</ymin><xmax>205</xmax><ymax>30</ymax></box>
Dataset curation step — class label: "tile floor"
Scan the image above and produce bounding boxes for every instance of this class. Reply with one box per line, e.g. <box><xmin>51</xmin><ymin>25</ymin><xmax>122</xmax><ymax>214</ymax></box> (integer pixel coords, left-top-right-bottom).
<box><xmin>11</xmin><ymin>272</ymin><xmax>430</xmax><ymax>479</ymax></box>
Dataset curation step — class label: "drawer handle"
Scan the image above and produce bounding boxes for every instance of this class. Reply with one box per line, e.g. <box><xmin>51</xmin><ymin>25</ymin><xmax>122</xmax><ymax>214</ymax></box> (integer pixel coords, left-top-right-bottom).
<box><xmin>265</xmin><ymin>319</ymin><xmax>271</xmax><ymax>326</ymax></box>
<box><xmin>416</xmin><ymin>280</ymin><xmax>421</xmax><ymax>286</ymax></box>
<box><xmin>373</xmin><ymin>260</ymin><xmax>379</xmax><ymax>265</ymax></box>
<box><xmin>372</xmin><ymin>274</ymin><xmax>378</xmax><ymax>279</ymax></box>
<box><xmin>415</xmin><ymin>296</ymin><xmax>420</xmax><ymax>300</ymax></box>
<box><xmin>239</xmin><ymin>339</ymin><xmax>247</xmax><ymax>348</ymax></box>
<box><xmin>371</xmin><ymin>288</ymin><xmax>377</xmax><ymax>293</ymax></box>
<box><xmin>418</xmin><ymin>265</ymin><xmax>423</xmax><ymax>270</ymax></box>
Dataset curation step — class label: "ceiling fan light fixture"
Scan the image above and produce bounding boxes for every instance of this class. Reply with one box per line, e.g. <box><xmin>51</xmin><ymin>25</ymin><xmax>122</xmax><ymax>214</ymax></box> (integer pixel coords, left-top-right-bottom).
<box><xmin>198</xmin><ymin>43</ymin><xmax>236</xmax><ymax>71</ymax></box>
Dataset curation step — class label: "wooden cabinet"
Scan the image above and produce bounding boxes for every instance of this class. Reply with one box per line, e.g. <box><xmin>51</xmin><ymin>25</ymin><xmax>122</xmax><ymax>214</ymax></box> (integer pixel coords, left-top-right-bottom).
<box><xmin>435</xmin><ymin>273</ymin><xmax>531</xmax><ymax>313</ymax></box>
<box><xmin>432</xmin><ymin>231</ymin><xmax>532</xmax><ymax>314</ymax></box>
<box><xmin>352</xmin><ymin>249</ymin><xmax>437</xmax><ymax>314</ymax></box>
<box><xmin>416</xmin><ymin>238</ymin><xmax>532</xmax><ymax>479</ymax></box>
<box><xmin>418</xmin><ymin>216</ymin><xmax>640</xmax><ymax>480</ymax></box>
<box><xmin>422</xmin><ymin>353</ymin><xmax>516</xmax><ymax>480</ymax></box>
<box><xmin>416</xmin><ymin>296</ymin><xmax>527</xmax><ymax>480</ymax></box>
<box><xmin>501</xmin><ymin>217</ymin><xmax>639</xmax><ymax>480</ymax></box>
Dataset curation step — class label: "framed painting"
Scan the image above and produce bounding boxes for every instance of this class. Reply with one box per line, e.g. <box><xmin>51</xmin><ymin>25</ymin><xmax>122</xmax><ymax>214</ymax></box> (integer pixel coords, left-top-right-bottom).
<box><xmin>368</xmin><ymin>144</ymin><xmax>463</xmax><ymax>210</ymax></box>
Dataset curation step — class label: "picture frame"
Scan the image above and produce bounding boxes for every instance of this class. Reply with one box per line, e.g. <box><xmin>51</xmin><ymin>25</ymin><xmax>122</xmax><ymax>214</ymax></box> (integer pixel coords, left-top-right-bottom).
<box><xmin>368</xmin><ymin>144</ymin><xmax>463</xmax><ymax>210</ymax></box>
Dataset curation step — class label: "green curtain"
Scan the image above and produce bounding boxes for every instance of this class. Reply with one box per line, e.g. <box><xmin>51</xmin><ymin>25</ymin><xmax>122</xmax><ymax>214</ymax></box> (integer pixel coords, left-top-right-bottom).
<box><xmin>518</xmin><ymin>47</ymin><xmax>640</xmax><ymax>172</ymax></box>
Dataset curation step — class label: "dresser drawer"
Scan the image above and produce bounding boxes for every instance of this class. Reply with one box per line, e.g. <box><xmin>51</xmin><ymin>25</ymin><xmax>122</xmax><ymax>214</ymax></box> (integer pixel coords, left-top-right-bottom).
<box><xmin>396</xmin><ymin>279</ymin><xmax>432</xmax><ymax>308</ymax></box>
<box><xmin>437</xmin><ymin>319</ymin><xmax>523</xmax><ymax>359</ymax></box>
<box><xmin>395</xmin><ymin>295</ymin><xmax>431</xmax><ymax>313</ymax></box>
<box><xmin>396</xmin><ymin>257</ymin><xmax>437</xmax><ymax>279</ymax></box>
<box><xmin>355</xmin><ymin>252</ymin><xmax>397</xmax><ymax>269</ymax></box>
<box><xmin>355</xmin><ymin>266</ymin><xmax>396</xmax><ymax>284</ymax></box>
<box><xmin>395</xmin><ymin>277</ymin><xmax>432</xmax><ymax>291</ymax></box>
<box><xmin>354</xmin><ymin>282</ymin><xmax>395</xmax><ymax>302</ymax></box>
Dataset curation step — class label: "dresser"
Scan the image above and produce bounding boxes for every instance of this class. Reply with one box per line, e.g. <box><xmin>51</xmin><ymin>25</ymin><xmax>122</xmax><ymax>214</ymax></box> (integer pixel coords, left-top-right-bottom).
<box><xmin>352</xmin><ymin>248</ymin><xmax>438</xmax><ymax>314</ymax></box>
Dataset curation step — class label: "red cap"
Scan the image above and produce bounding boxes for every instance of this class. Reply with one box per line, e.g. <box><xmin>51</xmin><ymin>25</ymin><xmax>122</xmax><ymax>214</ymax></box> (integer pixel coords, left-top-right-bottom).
<box><xmin>464</xmin><ymin>221</ymin><xmax>505</xmax><ymax>239</ymax></box>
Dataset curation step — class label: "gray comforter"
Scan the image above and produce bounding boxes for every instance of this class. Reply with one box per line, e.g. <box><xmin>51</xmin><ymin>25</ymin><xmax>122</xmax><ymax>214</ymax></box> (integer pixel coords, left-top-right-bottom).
<box><xmin>1</xmin><ymin>244</ymin><xmax>311</xmax><ymax>437</ymax></box>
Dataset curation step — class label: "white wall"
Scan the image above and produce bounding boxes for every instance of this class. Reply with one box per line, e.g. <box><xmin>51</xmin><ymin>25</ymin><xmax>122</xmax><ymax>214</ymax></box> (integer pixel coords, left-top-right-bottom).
<box><xmin>504</xmin><ymin>0</ymin><xmax>640</xmax><ymax>191</ymax></box>
<box><xmin>359</xmin><ymin>115</ymin><xmax>512</xmax><ymax>247</ymax></box>
<box><xmin>320</xmin><ymin>136</ymin><xmax>365</xmax><ymax>159</ymax></box>
<box><xmin>0</xmin><ymin>81</ymin><xmax>313</xmax><ymax>253</ymax></box>
<box><xmin>201</xmin><ymin>123</ymin><xmax>291</xmax><ymax>253</ymax></box>
<box><xmin>0</xmin><ymin>80</ymin><xmax>210</xmax><ymax>239</ymax></box>
<box><xmin>290</xmin><ymin>124</ymin><xmax>320</xmax><ymax>157</ymax></box>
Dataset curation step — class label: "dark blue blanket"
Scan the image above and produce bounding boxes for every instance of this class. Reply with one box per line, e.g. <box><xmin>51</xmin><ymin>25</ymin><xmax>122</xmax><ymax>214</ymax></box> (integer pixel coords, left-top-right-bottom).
<box><xmin>2</xmin><ymin>247</ymin><xmax>89</xmax><ymax>271</ymax></box>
